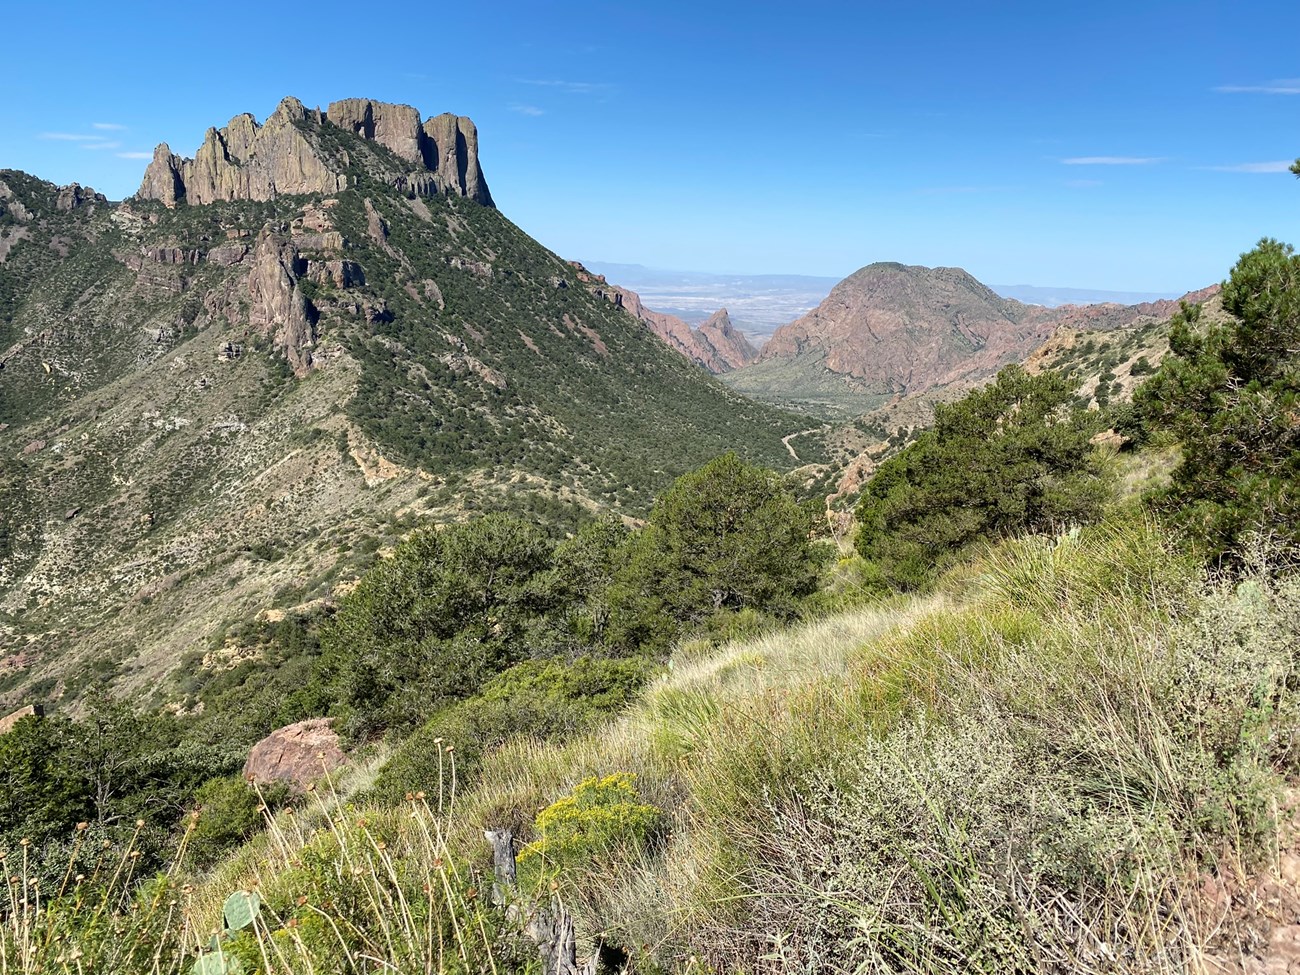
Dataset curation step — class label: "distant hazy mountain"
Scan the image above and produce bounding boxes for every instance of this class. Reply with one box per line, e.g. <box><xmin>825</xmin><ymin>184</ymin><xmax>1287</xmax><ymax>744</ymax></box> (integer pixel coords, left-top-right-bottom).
<box><xmin>581</xmin><ymin>262</ymin><xmax>841</xmax><ymax>339</ymax></box>
<box><xmin>990</xmin><ymin>284</ymin><xmax>1177</xmax><ymax>307</ymax></box>
<box><xmin>582</xmin><ymin>262</ymin><xmax>1179</xmax><ymax>337</ymax></box>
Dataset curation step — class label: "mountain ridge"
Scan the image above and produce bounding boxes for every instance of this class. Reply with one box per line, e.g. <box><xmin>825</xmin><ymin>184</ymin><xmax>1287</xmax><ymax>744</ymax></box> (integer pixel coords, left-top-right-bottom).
<box><xmin>139</xmin><ymin>96</ymin><xmax>492</xmax><ymax>208</ymax></box>
<box><xmin>724</xmin><ymin>260</ymin><xmax>1216</xmax><ymax>416</ymax></box>
<box><xmin>0</xmin><ymin>97</ymin><xmax>811</xmax><ymax>707</ymax></box>
<box><xmin>571</xmin><ymin>262</ymin><xmax>757</xmax><ymax>372</ymax></box>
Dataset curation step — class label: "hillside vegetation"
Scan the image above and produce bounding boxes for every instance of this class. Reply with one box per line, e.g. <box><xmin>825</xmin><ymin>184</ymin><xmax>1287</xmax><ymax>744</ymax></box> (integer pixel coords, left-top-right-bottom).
<box><xmin>2</xmin><ymin>234</ymin><xmax>1299</xmax><ymax>973</ymax></box>
<box><xmin>0</xmin><ymin>109</ymin><xmax>814</xmax><ymax>704</ymax></box>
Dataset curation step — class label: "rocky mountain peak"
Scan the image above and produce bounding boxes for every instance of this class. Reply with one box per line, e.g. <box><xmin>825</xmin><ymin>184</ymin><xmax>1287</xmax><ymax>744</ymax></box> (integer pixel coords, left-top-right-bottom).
<box><xmin>728</xmin><ymin>260</ymin><xmax>1216</xmax><ymax>417</ymax></box>
<box><xmin>696</xmin><ymin>308</ymin><xmax>758</xmax><ymax>372</ymax></box>
<box><xmin>571</xmin><ymin>264</ymin><xmax>758</xmax><ymax>374</ymax></box>
<box><xmin>136</xmin><ymin>96</ymin><xmax>492</xmax><ymax>208</ymax></box>
<box><xmin>755</xmin><ymin>261</ymin><xmax>1050</xmax><ymax>397</ymax></box>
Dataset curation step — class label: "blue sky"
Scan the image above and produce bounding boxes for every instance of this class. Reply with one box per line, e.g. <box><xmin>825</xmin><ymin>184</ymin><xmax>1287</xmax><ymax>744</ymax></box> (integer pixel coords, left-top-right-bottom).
<box><xmin>2</xmin><ymin>0</ymin><xmax>1297</xmax><ymax>292</ymax></box>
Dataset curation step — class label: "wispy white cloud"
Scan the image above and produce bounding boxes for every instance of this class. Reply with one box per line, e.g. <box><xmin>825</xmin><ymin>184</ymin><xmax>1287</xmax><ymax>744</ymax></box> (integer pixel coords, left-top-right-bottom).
<box><xmin>1204</xmin><ymin>160</ymin><xmax>1294</xmax><ymax>173</ymax></box>
<box><xmin>116</xmin><ymin>151</ymin><xmax>154</xmax><ymax>160</ymax></box>
<box><xmin>1215</xmin><ymin>80</ymin><xmax>1300</xmax><ymax>95</ymax></box>
<box><xmin>92</xmin><ymin>122</ymin><xmax>127</xmax><ymax>131</ymax></box>
<box><xmin>1062</xmin><ymin>156</ymin><xmax>1164</xmax><ymax>165</ymax></box>
<box><xmin>81</xmin><ymin>140</ymin><xmax>122</xmax><ymax>151</ymax></box>
<box><xmin>509</xmin><ymin>103</ymin><xmax>545</xmax><ymax>116</ymax></box>
<box><xmin>519</xmin><ymin>78</ymin><xmax>613</xmax><ymax>95</ymax></box>
<box><xmin>40</xmin><ymin>132</ymin><xmax>107</xmax><ymax>142</ymax></box>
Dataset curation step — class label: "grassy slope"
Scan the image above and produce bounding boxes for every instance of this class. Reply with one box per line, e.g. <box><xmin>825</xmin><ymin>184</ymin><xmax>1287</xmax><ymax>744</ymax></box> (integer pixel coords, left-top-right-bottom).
<box><xmin>50</xmin><ymin>516</ymin><xmax>1284</xmax><ymax>975</ymax></box>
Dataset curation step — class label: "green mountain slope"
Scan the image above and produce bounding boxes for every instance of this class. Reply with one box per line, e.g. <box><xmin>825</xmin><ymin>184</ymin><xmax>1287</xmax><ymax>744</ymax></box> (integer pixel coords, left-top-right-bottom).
<box><xmin>0</xmin><ymin>98</ymin><xmax>814</xmax><ymax>707</ymax></box>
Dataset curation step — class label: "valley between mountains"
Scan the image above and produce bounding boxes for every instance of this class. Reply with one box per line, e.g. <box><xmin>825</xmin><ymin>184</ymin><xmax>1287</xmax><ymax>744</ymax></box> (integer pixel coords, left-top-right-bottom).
<box><xmin>3</xmin><ymin>91</ymin><xmax>1295</xmax><ymax>975</ymax></box>
<box><xmin>0</xmin><ymin>95</ymin><xmax>1210</xmax><ymax>706</ymax></box>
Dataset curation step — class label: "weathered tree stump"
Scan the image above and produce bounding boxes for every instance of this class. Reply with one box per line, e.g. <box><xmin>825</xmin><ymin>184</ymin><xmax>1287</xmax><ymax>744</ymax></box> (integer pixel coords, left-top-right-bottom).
<box><xmin>486</xmin><ymin>827</ymin><xmax>588</xmax><ymax>975</ymax></box>
<box><xmin>528</xmin><ymin>901</ymin><xmax>579</xmax><ymax>975</ymax></box>
<box><xmin>484</xmin><ymin>828</ymin><xmax>517</xmax><ymax>905</ymax></box>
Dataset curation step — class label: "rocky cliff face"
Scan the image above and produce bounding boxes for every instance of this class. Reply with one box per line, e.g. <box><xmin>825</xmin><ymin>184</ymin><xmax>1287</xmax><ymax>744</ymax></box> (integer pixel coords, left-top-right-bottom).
<box><xmin>246</xmin><ymin>229</ymin><xmax>318</xmax><ymax>376</ymax></box>
<box><xmin>572</xmin><ymin>263</ymin><xmax>757</xmax><ymax>373</ymax></box>
<box><xmin>138</xmin><ymin>96</ymin><xmax>492</xmax><ymax>208</ymax></box>
<box><xmin>696</xmin><ymin>308</ymin><xmax>758</xmax><ymax>372</ymax></box>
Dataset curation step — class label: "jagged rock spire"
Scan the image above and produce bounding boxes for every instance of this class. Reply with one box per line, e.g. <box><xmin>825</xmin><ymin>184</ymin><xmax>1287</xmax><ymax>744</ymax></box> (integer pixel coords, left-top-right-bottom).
<box><xmin>136</xmin><ymin>96</ymin><xmax>493</xmax><ymax>208</ymax></box>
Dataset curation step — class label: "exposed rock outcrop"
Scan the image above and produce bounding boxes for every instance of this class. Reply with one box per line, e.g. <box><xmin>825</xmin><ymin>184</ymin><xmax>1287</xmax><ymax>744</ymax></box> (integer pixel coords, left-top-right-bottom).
<box><xmin>695</xmin><ymin>308</ymin><xmax>758</xmax><ymax>372</ymax></box>
<box><xmin>0</xmin><ymin>227</ymin><xmax>29</xmax><ymax>264</ymax></box>
<box><xmin>735</xmin><ymin>262</ymin><xmax>1218</xmax><ymax>413</ymax></box>
<box><xmin>243</xmin><ymin>718</ymin><xmax>346</xmax><ymax>791</ymax></box>
<box><xmin>1021</xmin><ymin>284</ymin><xmax>1221</xmax><ymax>333</ymax></box>
<box><xmin>757</xmin><ymin>263</ymin><xmax>1050</xmax><ymax>396</ymax></box>
<box><xmin>327</xmin><ymin>98</ymin><xmax>425</xmax><ymax>164</ymax></box>
<box><xmin>0</xmin><ymin>705</ymin><xmax>43</xmax><ymax>736</ymax></box>
<box><xmin>141</xmin><ymin>98</ymin><xmax>346</xmax><ymax>206</ymax></box>
<box><xmin>419</xmin><ymin>111</ymin><xmax>491</xmax><ymax>204</ymax></box>
<box><xmin>56</xmin><ymin>183</ymin><xmax>103</xmax><ymax>211</ymax></box>
<box><xmin>137</xmin><ymin>96</ymin><xmax>493</xmax><ymax>208</ymax></box>
<box><xmin>574</xmin><ymin>263</ymin><xmax>758</xmax><ymax>373</ymax></box>
<box><xmin>247</xmin><ymin>230</ymin><xmax>317</xmax><ymax>376</ymax></box>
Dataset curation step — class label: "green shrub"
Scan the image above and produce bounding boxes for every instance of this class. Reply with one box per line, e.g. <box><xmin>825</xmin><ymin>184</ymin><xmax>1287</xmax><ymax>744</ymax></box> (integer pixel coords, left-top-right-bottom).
<box><xmin>186</xmin><ymin>777</ymin><xmax>288</xmax><ymax>868</ymax></box>
<box><xmin>518</xmin><ymin>773</ymin><xmax>661</xmax><ymax>886</ymax></box>
<box><xmin>662</xmin><ymin>527</ymin><xmax>1300</xmax><ymax>973</ymax></box>
<box><xmin>610</xmin><ymin>453</ymin><xmax>818</xmax><ymax>649</ymax></box>
<box><xmin>318</xmin><ymin>514</ymin><xmax>554</xmax><ymax>734</ymax></box>
<box><xmin>1133</xmin><ymin>239</ymin><xmax>1300</xmax><ymax>560</ymax></box>
<box><xmin>855</xmin><ymin>365</ymin><xmax>1109</xmax><ymax>590</ymax></box>
<box><xmin>370</xmin><ymin>657</ymin><xmax>655</xmax><ymax>802</ymax></box>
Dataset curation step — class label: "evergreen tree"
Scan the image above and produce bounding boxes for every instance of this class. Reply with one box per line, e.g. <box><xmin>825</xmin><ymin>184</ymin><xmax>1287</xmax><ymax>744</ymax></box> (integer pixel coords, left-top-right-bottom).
<box><xmin>320</xmin><ymin>514</ymin><xmax>554</xmax><ymax>733</ymax></box>
<box><xmin>855</xmin><ymin>366</ymin><xmax>1106</xmax><ymax>589</ymax></box>
<box><xmin>611</xmin><ymin>453</ymin><xmax>817</xmax><ymax>648</ymax></box>
<box><xmin>1133</xmin><ymin>238</ymin><xmax>1300</xmax><ymax>558</ymax></box>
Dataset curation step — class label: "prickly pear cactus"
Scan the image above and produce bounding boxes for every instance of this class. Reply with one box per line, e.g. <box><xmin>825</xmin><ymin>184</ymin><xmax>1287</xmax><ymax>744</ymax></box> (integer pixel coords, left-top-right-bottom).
<box><xmin>222</xmin><ymin>890</ymin><xmax>261</xmax><ymax>931</ymax></box>
<box><xmin>190</xmin><ymin>947</ymin><xmax>243</xmax><ymax>975</ymax></box>
<box><xmin>189</xmin><ymin>890</ymin><xmax>261</xmax><ymax>975</ymax></box>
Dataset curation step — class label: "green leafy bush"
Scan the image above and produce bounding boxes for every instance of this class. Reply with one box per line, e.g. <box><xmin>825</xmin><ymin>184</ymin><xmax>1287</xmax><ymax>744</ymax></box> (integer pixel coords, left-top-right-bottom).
<box><xmin>661</xmin><ymin>522</ymin><xmax>1299</xmax><ymax>973</ymax></box>
<box><xmin>1132</xmin><ymin>239</ymin><xmax>1300</xmax><ymax>559</ymax></box>
<box><xmin>855</xmin><ymin>365</ymin><xmax>1108</xmax><ymax>590</ymax></box>
<box><xmin>318</xmin><ymin>514</ymin><xmax>554</xmax><ymax>734</ymax></box>
<box><xmin>186</xmin><ymin>777</ymin><xmax>288</xmax><ymax>868</ymax></box>
<box><xmin>370</xmin><ymin>657</ymin><xmax>655</xmax><ymax>802</ymax></box>
<box><xmin>610</xmin><ymin>452</ymin><xmax>818</xmax><ymax>649</ymax></box>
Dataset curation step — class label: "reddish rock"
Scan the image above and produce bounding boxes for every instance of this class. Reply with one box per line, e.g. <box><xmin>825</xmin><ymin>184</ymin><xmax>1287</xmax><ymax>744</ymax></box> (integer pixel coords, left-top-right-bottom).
<box><xmin>755</xmin><ymin>263</ymin><xmax>1219</xmax><ymax>400</ymax></box>
<box><xmin>579</xmin><ymin>270</ymin><xmax>758</xmax><ymax>374</ymax></box>
<box><xmin>758</xmin><ymin>263</ymin><xmax>1053</xmax><ymax>396</ymax></box>
<box><xmin>243</xmin><ymin>718</ymin><xmax>346</xmax><ymax>791</ymax></box>
<box><xmin>696</xmin><ymin>308</ymin><xmax>758</xmax><ymax>372</ymax></box>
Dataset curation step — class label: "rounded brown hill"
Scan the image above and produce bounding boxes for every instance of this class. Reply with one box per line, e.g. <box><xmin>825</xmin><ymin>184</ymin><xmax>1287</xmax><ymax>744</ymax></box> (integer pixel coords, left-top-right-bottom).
<box><xmin>758</xmin><ymin>262</ymin><xmax>1055</xmax><ymax>396</ymax></box>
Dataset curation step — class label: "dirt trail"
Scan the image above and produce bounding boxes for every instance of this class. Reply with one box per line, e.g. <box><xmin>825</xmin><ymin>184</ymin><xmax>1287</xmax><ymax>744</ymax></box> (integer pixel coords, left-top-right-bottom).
<box><xmin>782</xmin><ymin>427</ymin><xmax>821</xmax><ymax>462</ymax></box>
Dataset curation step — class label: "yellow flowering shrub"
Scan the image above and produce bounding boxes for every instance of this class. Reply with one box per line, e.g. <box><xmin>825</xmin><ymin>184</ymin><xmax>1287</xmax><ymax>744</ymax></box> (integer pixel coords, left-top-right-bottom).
<box><xmin>518</xmin><ymin>773</ymin><xmax>660</xmax><ymax>880</ymax></box>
